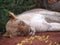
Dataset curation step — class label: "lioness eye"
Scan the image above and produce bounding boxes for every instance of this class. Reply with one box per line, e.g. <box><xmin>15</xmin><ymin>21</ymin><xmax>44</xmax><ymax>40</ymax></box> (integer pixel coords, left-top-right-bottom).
<box><xmin>20</xmin><ymin>30</ymin><xmax>24</xmax><ymax>33</ymax></box>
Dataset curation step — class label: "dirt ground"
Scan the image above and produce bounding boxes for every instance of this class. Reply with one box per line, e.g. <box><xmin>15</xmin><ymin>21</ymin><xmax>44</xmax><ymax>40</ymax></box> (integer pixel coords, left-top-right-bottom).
<box><xmin>0</xmin><ymin>32</ymin><xmax>60</xmax><ymax>45</ymax></box>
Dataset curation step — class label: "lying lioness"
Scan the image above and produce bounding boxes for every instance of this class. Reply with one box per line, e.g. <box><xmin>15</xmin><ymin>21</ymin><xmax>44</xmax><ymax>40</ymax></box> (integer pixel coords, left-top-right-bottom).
<box><xmin>3</xmin><ymin>8</ymin><xmax>60</xmax><ymax>38</ymax></box>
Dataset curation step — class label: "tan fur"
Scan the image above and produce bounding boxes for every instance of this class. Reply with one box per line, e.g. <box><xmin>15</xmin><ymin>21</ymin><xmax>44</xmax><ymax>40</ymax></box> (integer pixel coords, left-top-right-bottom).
<box><xmin>3</xmin><ymin>9</ymin><xmax>60</xmax><ymax>38</ymax></box>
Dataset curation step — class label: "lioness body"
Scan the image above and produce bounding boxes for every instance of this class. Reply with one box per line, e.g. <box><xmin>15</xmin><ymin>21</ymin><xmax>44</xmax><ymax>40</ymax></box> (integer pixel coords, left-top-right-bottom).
<box><xmin>3</xmin><ymin>9</ymin><xmax>60</xmax><ymax>38</ymax></box>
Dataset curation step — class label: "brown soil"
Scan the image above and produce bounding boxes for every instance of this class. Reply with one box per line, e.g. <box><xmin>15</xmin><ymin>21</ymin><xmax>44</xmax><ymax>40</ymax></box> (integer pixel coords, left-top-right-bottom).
<box><xmin>0</xmin><ymin>32</ymin><xmax>60</xmax><ymax>45</ymax></box>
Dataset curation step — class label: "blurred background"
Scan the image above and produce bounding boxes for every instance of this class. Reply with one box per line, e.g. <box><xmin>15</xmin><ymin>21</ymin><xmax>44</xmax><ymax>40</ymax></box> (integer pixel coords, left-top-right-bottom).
<box><xmin>0</xmin><ymin>0</ymin><xmax>60</xmax><ymax>35</ymax></box>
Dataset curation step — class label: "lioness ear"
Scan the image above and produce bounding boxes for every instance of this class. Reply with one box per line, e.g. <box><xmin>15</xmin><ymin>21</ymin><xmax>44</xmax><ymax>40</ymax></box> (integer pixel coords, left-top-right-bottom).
<box><xmin>3</xmin><ymin>31</ymin><xmax>14</xmax><ymax>38</ymax></box>
<box><xmin>3</xmin><ymin>31</ymin><xmax>11</xmax><ymax>37</ymax></box>
<box><xmin>9</xmin><ymin>12</ymin><xmax>16</xmax><ymax>19</ymax></box>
